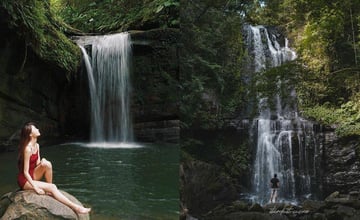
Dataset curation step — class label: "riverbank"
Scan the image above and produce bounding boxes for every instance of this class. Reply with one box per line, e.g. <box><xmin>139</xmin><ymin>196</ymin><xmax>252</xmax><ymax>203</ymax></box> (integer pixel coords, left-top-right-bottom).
<box><xmin>182</xmin><ymin>191</ymin><xmax>360</xmax><ymax>220</ymax></box>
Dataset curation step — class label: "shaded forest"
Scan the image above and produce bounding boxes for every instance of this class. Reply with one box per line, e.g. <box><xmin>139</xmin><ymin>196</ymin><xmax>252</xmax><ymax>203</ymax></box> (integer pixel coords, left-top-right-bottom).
<box><xmin>181</xmin><ymin>0</ymin><xmax>360</xmax><ymax>137</ymax></box>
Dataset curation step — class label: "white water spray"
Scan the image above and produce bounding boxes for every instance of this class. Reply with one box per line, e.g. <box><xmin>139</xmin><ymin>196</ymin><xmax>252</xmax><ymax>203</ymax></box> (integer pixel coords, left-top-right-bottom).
<box><xmin>77</xmin><ymin>33</ymin><xmax>133</xmax><ymax>143</ymax></box>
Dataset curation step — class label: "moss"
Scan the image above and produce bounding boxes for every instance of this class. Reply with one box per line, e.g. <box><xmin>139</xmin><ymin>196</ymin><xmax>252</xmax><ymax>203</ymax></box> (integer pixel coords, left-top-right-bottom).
<box><xmin>1</xmin><ymin>0</ymin><xmax>80</xmax><ymax>76</ymax></box>
<box><xmin>53</xmin><ymin>0</ymin><xmax>179</xmax><ymax>33</ymax></box>
<box><xmin>301</xmin><ymin>100</ymin><xmax>360</xmax><ymax>137</ymax></box>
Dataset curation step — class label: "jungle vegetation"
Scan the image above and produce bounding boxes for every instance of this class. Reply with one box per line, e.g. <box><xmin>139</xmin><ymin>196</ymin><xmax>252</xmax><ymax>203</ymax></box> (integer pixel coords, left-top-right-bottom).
<box><xmin>0</xmin><ymin>0</ymin><xmax>179</xmax><ymax>75</ymax></box>
<box><xmin>181</xmin><ymin>0</ymin><xmax>360</xmax><ymax>137</ymax></box>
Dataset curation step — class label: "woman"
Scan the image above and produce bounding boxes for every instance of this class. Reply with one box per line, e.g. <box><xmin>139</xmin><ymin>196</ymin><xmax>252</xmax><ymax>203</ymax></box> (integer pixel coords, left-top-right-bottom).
<box><xmin>17</xmin><ymin>122</ymin><xmax>91</xmax><ymax>214</ymax></box>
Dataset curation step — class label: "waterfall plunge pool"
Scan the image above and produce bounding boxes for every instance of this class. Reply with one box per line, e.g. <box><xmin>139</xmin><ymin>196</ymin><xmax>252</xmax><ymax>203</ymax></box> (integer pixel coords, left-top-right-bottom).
<box><xmin>0</xmin><ymin>142</ymin><xmax>179</xmax><ymax>220</ymax></box>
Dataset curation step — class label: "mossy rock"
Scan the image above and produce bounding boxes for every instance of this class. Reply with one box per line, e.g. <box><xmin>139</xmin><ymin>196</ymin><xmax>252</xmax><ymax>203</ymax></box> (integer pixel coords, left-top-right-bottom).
<box><xmin>1</xmin><ymin>0</ymin><xmax>81</xmax><ymax>76</ymax></box>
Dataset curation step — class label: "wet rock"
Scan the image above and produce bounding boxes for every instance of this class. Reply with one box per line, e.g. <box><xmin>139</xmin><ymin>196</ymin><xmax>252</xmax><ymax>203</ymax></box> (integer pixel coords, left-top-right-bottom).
<box><xmin>323</xmin><ymin>137</ymin><xmax>360</xmax><ymax>195</ymax></box>
<box><xmin>0</xmin><ymin>190</ymin><xmax>89</xmax><ymax>220</ymax></box>
<box><xmin>324</xmin><ymin>192</ymin><xmax>360</xmax><ymax>209</ymax></box>
<box><xmin>205</xmin><ymin>211</ymin><xmax>288</xmax><ymax>220</ymax></box>
<box><xmin>180</xmin><ymin>160</ymin><xmax>238</xmax><ymax>217</ymax></box>
<box><xmin>197</xmin><ymin>192</ymin><xmax>360</xmax><ymax>220</ymax></box>
<box><xmin>263</xmin><ymin>203</ymin><xmax>287</xmax><ymax>211</ymax></box>
<box><xmin>0</xmin><ymin>10</ymin><xmax>80</xmax><ymax>149</ymax></box>
<box><xmin>312</xmin><ymin>212</ymin><xmax>327</xmax><ymax>220</ymax></box>
<box><xmin>349</xmin><ymin>191</ymin><xmax>359</xmax><ymax>200</ymax></box>
<box><xmin>133</xmin><ymin>119</ymin><xmax>180</xmax><ymax>143</ymax></box>
<box><xmin>249</xmin><ymin>203</ymin><xmax>264</xmax><ymax>212</ymax></box>
<box><xmin>232</xmin><ymin>200</ymin><xmax>249</xmax><ymax>211</ymax></box>
<box><xmin>335</xmin><ymin>205</ymin><xmax>355</xmax><ymax>217</ymax></box>
<box><xmin>325</xmin><ymin>191</ymin><xmax>340</xmax><ymax>201</ymax></box>
<box><xmin>324</xmin><ymin>208</ymin><xmax>339</xmax><ymax>219</ymax></box>
<box><xmin>130</xmin><ymin>28</ymin><xmax>179</xmax><ymax>143</ymax></box>
<box><xmin>301</xmin><ymin>200</ymin><xmax>326</xmax><ymax>212</ymax></box>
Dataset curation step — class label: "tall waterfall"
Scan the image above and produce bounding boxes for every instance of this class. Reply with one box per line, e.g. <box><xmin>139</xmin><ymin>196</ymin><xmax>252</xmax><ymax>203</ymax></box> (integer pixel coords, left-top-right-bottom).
<box><xmin>246</xmin><ymin>25</ymin><xmax>319</xmax><ymax>204</ymax></box>
<box><xmin>77</xmin><ymin>33</ymin><xmax>133</xmax><ymax>143</ymax></box>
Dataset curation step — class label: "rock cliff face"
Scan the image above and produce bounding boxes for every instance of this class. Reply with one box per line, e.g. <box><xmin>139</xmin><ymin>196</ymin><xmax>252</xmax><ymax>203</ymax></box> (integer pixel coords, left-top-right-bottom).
<box><xmin>0</xmin><ymin>13</ymin><xmax>72</xmax><ymax>151</ymax></box>
<box><xmin>180</xmin><ymin>160</ymin><xmax>238</xmax><ymax>217</ymax></box>
<box><xmin>320</xmin><ymin>133</ymin><xmax>360</xmax><ymax>196</ymax></box>
<box><xmin>131</xmin><ymin>29</ymin><xmax>179</xmax><ymax>143</ymax></box>
<box><xmin>0</xmin><ymin>190</ymin><xmax>89</xmax><ymax>220</ymax></box>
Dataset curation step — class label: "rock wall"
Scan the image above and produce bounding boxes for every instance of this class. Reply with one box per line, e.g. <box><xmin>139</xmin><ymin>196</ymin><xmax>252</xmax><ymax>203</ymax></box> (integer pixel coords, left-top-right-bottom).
<box><xmin>131</xmin><ymin>28</ymin><xmax>180</xmax><ymax>143</ymax></box>
<box><xmin>0</xmin><ymin>13</ymin><xmax>73</xmax><ymax>151</ymax></box>
<box><xmin>180</xmin><ymin>159</ymin><xmax>238</xmax><ymax>217</ymax></box>
<box><xmin>320</xmin><ymin>132</ymin><xmax>360</xmax><ymax>196</ymax></box>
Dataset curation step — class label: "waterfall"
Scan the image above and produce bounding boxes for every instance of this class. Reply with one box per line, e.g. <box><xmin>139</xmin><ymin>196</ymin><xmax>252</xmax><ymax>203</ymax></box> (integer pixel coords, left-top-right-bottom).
<box><xmin>246</xmin><ymin>25</ymin><xmax>318</xmax><ymax>204</ymax></box>
<box><xmin>246</xmin><ymin>25</ymin><xmax>296</xmax><ymax>72</ymax></box>
<box><xmin>77</xmin><ymin>33</ymin><xmax>133</xmax><ymax>143</ymax></box>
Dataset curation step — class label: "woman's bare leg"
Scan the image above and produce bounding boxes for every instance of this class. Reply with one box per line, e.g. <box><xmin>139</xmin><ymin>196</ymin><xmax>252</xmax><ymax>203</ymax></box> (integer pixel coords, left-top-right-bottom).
<box><xmin>33</xmin><ymin>158</ymin><xmax>53</xmax><ymax>183</ymax></box>
<box><xmin>23</xmin><ymin>181</ymin><xmax>91</xmax><ymax>214</ymax></box>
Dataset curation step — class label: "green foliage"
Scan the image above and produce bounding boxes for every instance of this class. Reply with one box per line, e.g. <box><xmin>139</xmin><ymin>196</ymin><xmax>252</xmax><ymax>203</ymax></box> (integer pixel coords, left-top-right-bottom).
<box><xmin>247</xmin><ymin>0</ymin><xmax>360</xmax><ymax>138</ymax></box>
<box><xmin>1</xmin><ymin>0</ymin><xmax>81</xmax><ymax>75</ymax></box>
<box><xmin>181</xmin><ymin>133</ymin><xmax>250</xmax><ymax>179</ymax></box>
<box><xmin>217</xmin><ymin>141</ymin><xmax>250</xmax><ymax>178</ymax></box>
<box><xmin>180</xmin><ymin>1</ymin><xmax>247</xmax><ymax>129</ymax></box>
<box><xmin>179</xmin><ymin>0</ymin><xmax>360</xmax><ymax>139</ymax></box>
<box><xmin>51</xmin><ymin>0</ymin><xmax>179</xmax><ymax>33</ymax></box>
<box><xmin>302</xmin><ymin>95</ymin><xmax>360</xmax><ymax>136</ymax></box>
<box><xmin>298</xmin><ymin>7</ymin><xmax>345</xmax><ymax>74</ymax></box>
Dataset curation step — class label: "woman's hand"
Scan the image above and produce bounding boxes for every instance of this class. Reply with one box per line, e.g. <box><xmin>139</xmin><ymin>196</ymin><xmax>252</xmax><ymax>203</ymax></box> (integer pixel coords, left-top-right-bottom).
<box><xmin>34</xmin><ymin>186</ymin><xmax>45</xmax><ymax>195</ymax></box>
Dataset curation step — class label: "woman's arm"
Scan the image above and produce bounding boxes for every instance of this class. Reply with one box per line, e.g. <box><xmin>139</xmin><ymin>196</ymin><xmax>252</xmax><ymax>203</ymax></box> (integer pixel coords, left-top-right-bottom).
<box><xmin>36</xmin><ymin>143</ymin><xmax>41</xmax><ymax>166</ymax></box>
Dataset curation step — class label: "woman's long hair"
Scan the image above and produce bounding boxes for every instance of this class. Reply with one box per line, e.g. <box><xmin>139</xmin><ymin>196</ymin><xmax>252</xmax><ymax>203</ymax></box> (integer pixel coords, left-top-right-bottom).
<box><xmin>18</xmin><ymin>122</ymin><xmax>35</xmax><ymax>169</ymax></box>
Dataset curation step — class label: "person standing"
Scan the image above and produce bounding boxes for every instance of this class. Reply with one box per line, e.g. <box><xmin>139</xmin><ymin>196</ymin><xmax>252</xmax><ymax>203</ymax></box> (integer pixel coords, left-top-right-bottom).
<box><xmin>269</xmin><ymin>174</ymin><xmax>280</xmax><ymax>203</ymax></box>
<box><xmin>17</xmin><ymin>122</ymin><xmax>91</xmax><ymax>214</ymax></box>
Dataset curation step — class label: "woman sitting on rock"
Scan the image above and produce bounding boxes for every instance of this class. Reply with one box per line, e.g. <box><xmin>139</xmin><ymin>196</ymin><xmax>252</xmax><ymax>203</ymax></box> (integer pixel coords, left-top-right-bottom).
<box><xmin>17</xmin><ymin>122</ymin><xmax>91</xmax><ymax>214</ymax></box>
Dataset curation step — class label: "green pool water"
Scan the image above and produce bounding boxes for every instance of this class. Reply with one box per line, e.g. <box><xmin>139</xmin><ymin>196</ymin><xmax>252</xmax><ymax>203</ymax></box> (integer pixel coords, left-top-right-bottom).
<box><xmin>0</xmin><ymin>142</ymin><xmax>179</xmax><ymax>219</ymax></box>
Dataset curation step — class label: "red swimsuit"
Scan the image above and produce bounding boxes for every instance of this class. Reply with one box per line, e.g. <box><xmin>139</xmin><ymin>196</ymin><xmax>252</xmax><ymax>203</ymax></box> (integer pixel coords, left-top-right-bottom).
<box><xmin>17</xmin><ymin>150</ymin><xmax>38</xmax><ymax>188</ymax></box>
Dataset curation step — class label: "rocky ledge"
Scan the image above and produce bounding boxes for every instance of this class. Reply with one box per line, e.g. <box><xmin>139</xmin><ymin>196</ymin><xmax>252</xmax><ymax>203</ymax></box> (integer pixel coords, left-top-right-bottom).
<box><xmin>0</xmin><ymin>190</ymin><xmax>90</xmax><ymax>220</ymax></box>
<box><xmin>182</xmin><ymin>191</ymin><xmax>360</xmax><ymax>220</ymax></box>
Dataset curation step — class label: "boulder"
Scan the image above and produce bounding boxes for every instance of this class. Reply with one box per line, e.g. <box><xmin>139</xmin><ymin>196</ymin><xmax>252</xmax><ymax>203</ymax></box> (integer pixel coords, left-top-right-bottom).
<box><xmin>325</xmin><ymin>191</ymin><xmax>340</xmax><ymax>201</ymax></box>
<box><xmin>249</xmin><ymin>203</ymin><xmax>264</xmax><ymax>212</ymax></box>
<box><xmin>312</xmin><ymin>212</ymin><xmax>327</xmax><ymax>220</ymax></box>
<box><xmin>301</xmin><ymin>200</ymin><xmax>326</xmax><ymax>212</ymax></box>
<box><xmin>349</xmin><ymin>191</ymin><xmax>359</xmax><ymax>200</ymax></box>
<box><xmin>0</xmin><ymin>190</ymin><xmax>89</xmax><ymax>220</ymax></box>
<box><xmin>180</xmin><ymin>160</ymin><xmax>238</xmax><ymax>217</ymax></box>
<box><xmin>232</xmin><ymin>200</ymin><xmax>249</xmax><ymax>211</ymax></box>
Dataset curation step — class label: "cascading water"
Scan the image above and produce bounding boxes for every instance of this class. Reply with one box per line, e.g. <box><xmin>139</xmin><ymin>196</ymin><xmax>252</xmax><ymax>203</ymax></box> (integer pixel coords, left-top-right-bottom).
<box><xmin>246</xmin><ymin>25</ymin><xmax>320</xmax><ymax>204</ymax></box>
<box><xmin>77</xmin><ymin>33</ymin><xmax>133</xmax><ymax>143</ymax></box>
